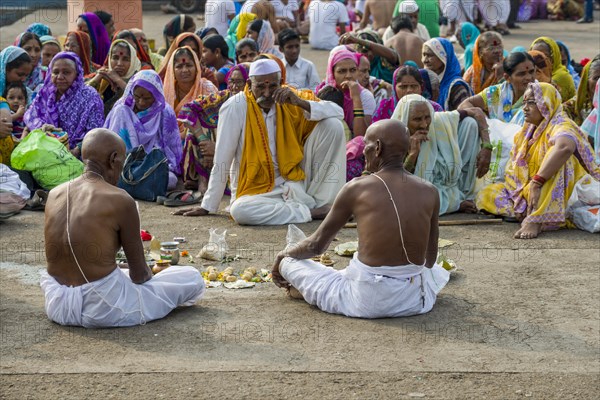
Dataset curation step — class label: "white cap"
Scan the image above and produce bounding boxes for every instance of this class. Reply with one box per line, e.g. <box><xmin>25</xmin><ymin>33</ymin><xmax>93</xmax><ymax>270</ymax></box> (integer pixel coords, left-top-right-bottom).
<box><xmin>398</xmin><ymin>0</ymin><xmax>419</xmax><ymax>14</ymax></box>
<box><xmin>248</xmin><ymin>59</ymin><xmax>281</xmax><ymax>77</ymax></box>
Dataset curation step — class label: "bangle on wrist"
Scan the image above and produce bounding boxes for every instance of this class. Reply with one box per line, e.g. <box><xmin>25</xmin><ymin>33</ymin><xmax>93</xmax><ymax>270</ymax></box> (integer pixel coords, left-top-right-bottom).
<box><xmin>532</xmin><ymin>174</ymin><xmax>546</xmax><ymax>186</ymax></box>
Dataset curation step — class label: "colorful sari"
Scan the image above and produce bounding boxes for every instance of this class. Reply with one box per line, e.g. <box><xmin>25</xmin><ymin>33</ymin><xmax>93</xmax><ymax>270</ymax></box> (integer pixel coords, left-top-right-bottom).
<box><xmin>104</xmin><ymin>70</ymin><xmax>182</xmax><ymax>176</ymax></box>
<box><xmin>65</xmin><ymin>31</ymin><xmax>99</xmax><ymax>77</ymax></box>
<box><xmin>158</xmin><ymin>33</ymin><xmax>219</xmax><ymax>87</ymax></box>
<box><xmin>581</xmin><ymin>80</ymin><xmax>599</xmax><ymax>163</ymax></box>
<box><xmin>373</xmin><ymin>67</ymin><xmax>443</xmax><ymax>122</ymax></box>
<box><xmin>461</xmin><ymin>22</ymin><xmax>480</xmax><ymax>71</ymax></box>
<box><xmin>463</xmin><ymin>35</ymin><xmax>502</xmax><ymax>94</ymax></box>
<box><xmin>79</xmin><ymin>12</ymin><xmax>111</xmax><ymax>65</ymax></box>
<box><xmin>477</xmin><ymin>82</ymin><xmax>600</xmax><ymax>230</ymax></box>
<box><xmin>0</xmin><ymin>97</ymin><xmax>14</xmax><ymax>166</ymax></box>
<box><xmin>23</xmin><ymin>52</ymin><xmax>105</xmax><ymax>149</ymax></box>
<box><xmin>254</xmin><ymin>20</ymin><xmax>283</xmax><ymax>58</ymax></box>
<box><xmin>479</xmin><ymin>82</ymin><xmax>525</xmax><ymax>124</ymax></box>
<box><xmin>26</xmin><ymin>23</ymin><xmax>51</xmax><ymax>37</ymax></box>
<box><xmin>163</xmin><ymin>45</ymin><xmax>218</xmax><ymax>138</ymax></box>
<box><xmin>225</xmin><ymin>13</ymin><xmax>257</xmax><ymax>60</ymax></box>
<box><xmin>563</xmin><ymin>55</ymin><xmax>599</xmax><ymax>125</ymax></box>
<box><xmin>530</xmin><ymin>37</ymin><xmax>575</xmax><ymax>101</ymax></box>
<box><xmin>178</xmin><ymin>64</ymin><xmax>250</xmax><ymax>186</ymax></box>
<box><xmin>0</xmin><ymin>47</ymin><xmax>28</xmax><ymax>97</ymax></box>
<box><xmin>556</xmin><ymin>40</ymin><xmax>581</xmax><ymax>89</ymax></box>
<box><xmin>424</xmin><ymin>38</ymin><xmax>473</xmax><ymax>111</ymax></box>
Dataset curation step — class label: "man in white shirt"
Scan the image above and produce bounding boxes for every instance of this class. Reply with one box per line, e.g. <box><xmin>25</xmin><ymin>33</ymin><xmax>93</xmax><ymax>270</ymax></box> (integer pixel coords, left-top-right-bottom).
<box><xmin>174</xmin><ymin>60</ymin><xmax>346</xmax><ymax>225</ymax></box>
<box><xmin>308</xmin><ymin>0</ymin><xmax>350</xmax><ymax>50</ymax></box>
<box><xmin>272</xmin><ymin>0</ymin><xmax>300</xmax><ymax>30</ymax></box>
<box><xmin>204</xmin><ymin>0</ymin><xmax>237</xmax><ymax>36</ymax></box>
<box><xmin>278</xmin><ymin>29</ymin><xmax>320</xmax><ymax>91</ymax></box>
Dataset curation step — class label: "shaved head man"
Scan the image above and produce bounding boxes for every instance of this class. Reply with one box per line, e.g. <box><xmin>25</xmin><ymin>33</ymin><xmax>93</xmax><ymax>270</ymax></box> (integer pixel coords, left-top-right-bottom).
<box><xmin>42</xmin><ymin>128</ymin><xmax>204</xmax><ymax>328</ymax></box>
<box><xmin>272</xmin><ymin>119</ymin><xmax>450</xmax><ymax>319</ymax></box>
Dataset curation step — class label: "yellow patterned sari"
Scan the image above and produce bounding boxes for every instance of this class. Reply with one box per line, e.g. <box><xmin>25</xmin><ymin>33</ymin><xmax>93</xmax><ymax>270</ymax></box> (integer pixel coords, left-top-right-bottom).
<box><xmin>477</xmin><ymin>83</ymin><xmax>600</xmax><ymax>230</ymax></box>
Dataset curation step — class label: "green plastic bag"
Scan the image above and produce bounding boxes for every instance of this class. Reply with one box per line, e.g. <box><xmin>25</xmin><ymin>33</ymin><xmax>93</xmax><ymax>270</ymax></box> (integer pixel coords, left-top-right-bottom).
<box><xmin>10</xmin><ymin>129</ymin><xmax>83</xmax><ymax>190</ymax></box>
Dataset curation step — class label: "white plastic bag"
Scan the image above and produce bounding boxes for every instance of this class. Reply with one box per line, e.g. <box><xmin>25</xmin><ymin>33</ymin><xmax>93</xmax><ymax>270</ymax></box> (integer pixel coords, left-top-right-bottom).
<box><xmin>567</xmin><ymin>175</ymin><xmax>600</xmax><ymax>233</ymax></box>
<box><xmin>285</xmin><ymin>224</ymin><xmax>307</xmax><ymax>251</ymax></box>
<box><xmin>198</xmin><ymin>228</ymin><xmax>228</xmax><ymax>261</ymax></box>
<box><xmin>485</xmin><ymin>119</ymin><xmax>521</xmax><ymax>183</ymax></box>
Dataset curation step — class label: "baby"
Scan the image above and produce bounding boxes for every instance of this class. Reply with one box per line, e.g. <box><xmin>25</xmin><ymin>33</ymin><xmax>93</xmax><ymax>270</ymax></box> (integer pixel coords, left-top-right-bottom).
<box><xmin>3</xmin><ymin>82</ymin><xmax>28</xmax><ymax>140</ymax></box>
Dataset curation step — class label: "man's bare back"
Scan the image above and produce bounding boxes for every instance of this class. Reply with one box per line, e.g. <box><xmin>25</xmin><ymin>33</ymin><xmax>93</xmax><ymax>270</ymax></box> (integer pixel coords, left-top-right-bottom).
<box><xmin>45</xmin><ymin>129</ymin><xmax>151</xmax><ymax>287</ymax></box>
<box><xmin>361</xmin><ymin>0</ymin><xmax>397</xmax><ymax>33</ymax></box>
<box><xmin>273</xmin><ymin>120</ymin><xmax>440</xmax><ymax>288</ymax></box>
<box><xmin>385</xmin><ymin>31</ymin><xmax>425</xmax><ymax>67</ymax></box>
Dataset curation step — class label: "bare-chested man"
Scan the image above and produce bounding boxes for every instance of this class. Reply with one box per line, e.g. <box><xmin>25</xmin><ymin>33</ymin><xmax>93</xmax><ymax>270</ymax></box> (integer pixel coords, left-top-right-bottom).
<box><xmin>384</xmin><ymin>15</ymin><xmax>425</xmax><ymax>67</ymax></box>
<box><xmin>41</xmin><ymin>128</ymin><xmax>204</xmax><ymax>328</ymax></box>
<box><xmin>359</xmin><ymin>0</ymin><xmax>397</xmax><ymax>37</ymax></box>
<box><xmin>272</xmin><ymin>120</ymin><xmax>450</xmax><ymax>318</ymax></box>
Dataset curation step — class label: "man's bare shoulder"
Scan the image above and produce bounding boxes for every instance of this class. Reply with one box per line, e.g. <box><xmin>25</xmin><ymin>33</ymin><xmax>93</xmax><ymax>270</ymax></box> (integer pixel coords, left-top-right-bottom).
<box><xmin>48</xmin><ymin>180</ymin><xmax>135</xmax><ymax>208</ymax></box>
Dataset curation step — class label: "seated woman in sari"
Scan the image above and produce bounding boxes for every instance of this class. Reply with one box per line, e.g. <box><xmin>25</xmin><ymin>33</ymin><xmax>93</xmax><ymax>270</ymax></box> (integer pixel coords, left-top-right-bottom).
<box><xmin>76</xmin><ymin>12</ymin><xmax>111</xmax><ymax>66</ymax></box>
<box><xmin>23</xmin><ymin>52</ymin><xmax>104</xmax><ymax>158</ymax></box>
<box><xmin>202</xmin><ymin>35</ymin><xmax>235</xmax><ymax>90</ymax></box>
<box><xmin>178</xmin><ymin>64</ymin><xmax>249</xmax><ymax>191</ymax></box>
<box><xmin>373</xmin><ymin>65</ymin><xmax>442</xmax><ymax>123</ymax></box>
<box><xmin>581</xmin><ymin>80</ymin><xmax>599</xmax><ymax>163</ymax></box>
<box><xmin>315</xmin><ymin>49</ymin><xmax>376</xmax><ymax>138</ymax></box>
<box><xmin>338</xmin><ymin>29</ymin><xmax>400</xmax><ymax>85</ymax></box>
<box><xmin>40</xmin><ymin>36</ymin><xmax>61</xmax><ymax>70</ymax></box>
<box><xmin>63</xmin><ymin>31</ymin><xmax>99</xmax><ymax>77</ymax></box>
<box><xmin>528</xmin><ymin>50</ymin><xmax>554</xmax><ymax>85</ymax></box>
<box><xmin>245</xmin><ymin>19</ymin><xmax>283</xmax><ymax>58</ymax></box>
<box><xmin>463</xmin><ymin>32</ymin><xmax>505</xmax><ymax>95</ymax></box>
<box><xmin>114</xmin><ymin>30</ymin><xmax>154</xmax><ymax>71</ymax></box>
<box><xmin>87</xmin><ymin>40</ymin><xmax>141</xmax><ymax>117</ymax></box>
<box><xmin>357</xmin><ymin>55</ymin><xmax>392</xmax><ymax>110</ymax></box>
<box><xmin>476</xmin><ymin>82</ymin><xmax>600</xmax><ymax>239</ymax></box>
<box><xmin>162</xmin><ymin>46</ymin><xmax>218</xmax><ymax>139</ymax></box>
<box><xmin>104</xmin><ymin>70</ymin><xmax>183</xmax><ymax>190</ymax></box>
<box><xmin>158</xmin><ymin>32</ymin><xmax>218</xmax><ymax>88</ymax></box>
<box><xmin>564</xmin><ymin>55</ymin><xmax>600</xmax><ymax>125</ymax></box>
<box><xmin>422</xmin><ymin>38</ymin><xmax>473</xmax><ymax>111</ymax></box>
<box><xmin>15</xmin><ymin>32</ymin><xmax>44</xmax><ymax>93</ymax></box>
<box><xmin>530</xmin><ymin>37</ymin><xmax>576</xmax><ymax>101</ymax></box>
<box><xmin>1</xmin><ymin>47</ymin><xmax>33</xmax><ymax>106</ymax></box>
<box><xmin>459</xmin><ymin>52</ymin><xmax>536</xmax><ymax>125</ymax></box>
<box><xmin>556</xmin><ymin>41</ymin><xmax>581</xmax><ymax>89</ymax></box>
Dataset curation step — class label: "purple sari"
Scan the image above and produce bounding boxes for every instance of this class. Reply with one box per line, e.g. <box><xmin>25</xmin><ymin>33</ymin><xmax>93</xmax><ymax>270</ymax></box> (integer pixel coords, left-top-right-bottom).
<box><xmin>79</xmin><ymin>12</ymin><xmax>111</xmax><ymax>65</ymax></box>
<box><xmin>104</xmin><ymin>70</ymin><xmax>183</xmax><ymax>175</ymax></box>
<box><xmin>23</xmin><ymin>52</ymin><xmax>104</xmax><ymax>149</ymax></box>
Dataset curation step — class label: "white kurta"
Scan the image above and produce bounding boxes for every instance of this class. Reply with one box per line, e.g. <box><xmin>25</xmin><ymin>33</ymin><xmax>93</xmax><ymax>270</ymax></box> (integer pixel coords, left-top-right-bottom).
<box><xmin>201</xmin><ymin>93</ymin><xmax>346</xmax><ymax>225</ymax></box>
<box><xmin>280</xmin><ymin>253</ymin><xmax>450</xmax><ymax>318</ymax></box>
<box><xmin>40</xmin><ymin>266</ymin><xmax>205</xmax><ymax>328</ymax></box>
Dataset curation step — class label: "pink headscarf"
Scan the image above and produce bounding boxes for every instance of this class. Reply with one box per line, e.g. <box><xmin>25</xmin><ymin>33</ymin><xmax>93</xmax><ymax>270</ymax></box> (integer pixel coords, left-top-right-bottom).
<box><xmin>316</xmin><ymin>49</ymin><xmax>363</xmax><ymax>130</ymax></box>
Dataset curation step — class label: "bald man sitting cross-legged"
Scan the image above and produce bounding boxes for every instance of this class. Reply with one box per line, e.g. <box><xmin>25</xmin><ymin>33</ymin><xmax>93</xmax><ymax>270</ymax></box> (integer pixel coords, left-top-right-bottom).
<box><xmin>272</xmin><ymin>120</ymin><xmax>450</xmax><ymax>319</ymax></box>
<box><xmin>41</xmin><ymin>128</ymin><xmax>205</xmax><ymax>328</ymax></box>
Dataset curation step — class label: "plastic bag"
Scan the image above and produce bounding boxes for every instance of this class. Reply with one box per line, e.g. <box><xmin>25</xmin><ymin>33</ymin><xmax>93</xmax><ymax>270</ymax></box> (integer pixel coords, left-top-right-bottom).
<box><xmin>285</xmin><ymin>224</ymin><xmax>307</xmax><ymax>252</ymax></box>
<box><xmin>485</xmin><ymin>119</ymin><xmax>521</xmax><ymax>183</ymax></box>
<box><xmin>198</xmin><ymin>228</ymin><xmax>228</xmax><ymax>261</ymax></box>
<box><xmin>10</xmin><ymin>129</ymin><xmax>83</xmax><ymax>190</ymax></box>
<box><xmin>567</xmin><ymin>175</ymin><xmax>600</xmax><ymax>233</ymax></box>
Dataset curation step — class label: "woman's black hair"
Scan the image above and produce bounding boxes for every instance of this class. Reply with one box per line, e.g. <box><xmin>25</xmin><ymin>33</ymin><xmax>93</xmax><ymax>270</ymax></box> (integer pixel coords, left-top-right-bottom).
<box><xmin>395</xmin><ymin>65</ymin><xmax>423</xmax><ymax>85</ymax></box>
<box><xmin>112</xmin><ymin>41</ymin><xmax>131</xmax><ymax>56</ymax></box>
<box><xmin>317</xmin><ymin>86</ymin><xmax>344</xmax><ymax>110</ymax></box>
<box><xmin>6</xmin><ymin>52</ymin><xmax>32</xmax><ymax>71</ymax></box>
<box><xmin>235</xmin><ymin>38</ymin><xmax>259</xmax><ymax>55</ymax></box>
<box><xmin>94</xmin><ymin>10</ymin><xmax>113</xmax><ymax>24</ymax></box>
<box><xmin>3</xmin><ymin>81</ymin><xmax>28</xmax><ymax>100</ymax></box>
<box><xmin>18</xmin><ymin>32</ymin><xmax>42</xmax><ymax>49</ymax></box>
<box><xmin>503</xmin><ymin>51</ymin><xmax>534</xmax><ymax>76</ymax></box>
<box><xmin>203</xmin><ymin>35</ymin><xmax>230</xmax><ymax>59</ymax></box>
<box><xmin>249</xmin><ymin>19</ymin><xmax>264</xmax><ymax>33</ymax></box>
<box><xmin>174</xmin><ymin>47</ymin><xmax>195</xmax><ymax>62</ymax></box>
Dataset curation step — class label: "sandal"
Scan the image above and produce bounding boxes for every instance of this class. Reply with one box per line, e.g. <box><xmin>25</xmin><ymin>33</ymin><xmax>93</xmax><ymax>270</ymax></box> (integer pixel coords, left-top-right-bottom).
<box><xmin>163</xmin><ymin>191</ymin><xmax>203</xmax><ymax>207</ymax></box>
<box><xmin>156</xmin><ymin>190</ymin><xmax>188</xmax><ymax>205</ymax></box>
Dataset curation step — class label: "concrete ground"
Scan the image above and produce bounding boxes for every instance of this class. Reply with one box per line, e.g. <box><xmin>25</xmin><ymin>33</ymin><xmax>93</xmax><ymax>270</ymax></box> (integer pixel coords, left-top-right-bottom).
<box><xmin>1</xmin><ymin>8</ymin><xmax>600</xmax><ymax>400</ymax></box>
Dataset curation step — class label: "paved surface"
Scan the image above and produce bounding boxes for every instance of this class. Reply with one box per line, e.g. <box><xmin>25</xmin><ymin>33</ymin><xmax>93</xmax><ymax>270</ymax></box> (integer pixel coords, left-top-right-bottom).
<box><xmin>1</xmin><ymin>8</ymin><xmax>600</xmax><ymax>400</ymax></box>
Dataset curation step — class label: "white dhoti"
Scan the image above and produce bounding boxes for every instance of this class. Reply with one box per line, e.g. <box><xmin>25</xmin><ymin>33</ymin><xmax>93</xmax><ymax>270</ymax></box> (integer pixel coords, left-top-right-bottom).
<box><xmin>40</xmin><ymin>266</ymin><xmax>205</xmax><ymax>328</ymax></box>
<box><xmin>229</xmin><ymin>117</ymin><xmax>346</xmax><ymax>225</ymax></box>
<box><xmin>280</xmin><ymin>253</ymin><xmax>450</xmax><ymax>318</ymax></box>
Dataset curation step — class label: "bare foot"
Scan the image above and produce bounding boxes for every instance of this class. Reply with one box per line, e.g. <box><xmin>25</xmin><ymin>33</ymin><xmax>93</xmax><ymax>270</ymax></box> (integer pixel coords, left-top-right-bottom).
<box><xmin>310</xmin><ymin>204</ymin><xmax>331</xmax><ymax>220</ymax></box>
<box><xmin>287</xmin><ymin>286</ymin><xmax>304</xmax><ymax>300</ymax></box>
<box><xmin>459</xmin><ymin>200</ymin><xmax>478</xmax><ymax>213</ymax></box>
<box><xmin>514</xmin><ymin>223</ymin><xmax>542</xmax><ymax>239</ymax></box>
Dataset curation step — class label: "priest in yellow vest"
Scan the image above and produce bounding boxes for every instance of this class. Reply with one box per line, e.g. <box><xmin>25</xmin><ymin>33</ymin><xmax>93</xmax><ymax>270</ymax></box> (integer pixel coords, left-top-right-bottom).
<box><xmin>174</xmin><ymin>59</ymin><xmax>346</xmax><ymax>225</ymax></box>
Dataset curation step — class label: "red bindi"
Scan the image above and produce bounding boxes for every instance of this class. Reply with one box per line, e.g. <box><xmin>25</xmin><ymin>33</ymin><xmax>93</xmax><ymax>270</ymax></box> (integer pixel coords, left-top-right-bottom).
<box><xmin>119</xmin><ymin>51</ymin><xmax>124</xmax><ymax>55</ymax></box>
<box><xmin>181</xmin><ymin>58</ymin><xmax>187</xmax><ymax>63</ymax></box>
